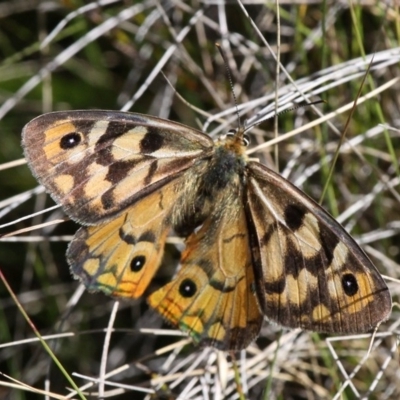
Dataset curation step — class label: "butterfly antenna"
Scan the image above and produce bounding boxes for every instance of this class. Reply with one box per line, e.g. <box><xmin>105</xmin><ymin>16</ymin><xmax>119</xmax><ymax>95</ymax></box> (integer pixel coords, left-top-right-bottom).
<box><xmin>244</xmin><ymin>99</ymin><xmax>325</xmax><ymax>133</ymax></box>
<box><xmin>276</xmin><ymin>99</ymin><xmax>325</xmax><ymax>116</ymax></box>
<box><xmin>216</xmin><ymin>43</ymin><xmax>242</xmax><ymax>132</ymax></box>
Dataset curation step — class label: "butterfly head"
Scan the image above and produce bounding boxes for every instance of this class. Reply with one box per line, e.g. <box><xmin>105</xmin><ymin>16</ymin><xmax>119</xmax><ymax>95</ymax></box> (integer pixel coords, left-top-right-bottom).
<box><xmin>216</xmin><ymin>127</ymin><xmax>250</xmax><ymax>158</ymax></box>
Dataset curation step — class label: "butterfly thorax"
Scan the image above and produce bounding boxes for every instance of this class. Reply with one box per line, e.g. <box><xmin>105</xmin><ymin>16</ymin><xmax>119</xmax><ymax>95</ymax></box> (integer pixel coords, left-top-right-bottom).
<box><xmin>172</xmin><ymin>133</ymin><xmax>247</xmax><ymax>238</ymax></box>
<box><xmin>199</xmin><ymin>130</ymin><xmax>247</xmax><ymax>187</ymax></box>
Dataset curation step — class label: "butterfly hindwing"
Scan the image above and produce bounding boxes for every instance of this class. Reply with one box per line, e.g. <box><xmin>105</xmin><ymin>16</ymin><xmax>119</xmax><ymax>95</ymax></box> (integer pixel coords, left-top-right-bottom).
<box><xmin>68</xmin><ymin>179</ymin><xmax>182</xmax><ymax>298</ymax></box>
<box><xmin>148</xmin><ymin>195</ymin><xmax>263</xmax><ymax>350</ymax></box>
<box><xmin>246</xmin><ymin>161</ymin><xmax>391</xmax><ymax>333</ymax></box>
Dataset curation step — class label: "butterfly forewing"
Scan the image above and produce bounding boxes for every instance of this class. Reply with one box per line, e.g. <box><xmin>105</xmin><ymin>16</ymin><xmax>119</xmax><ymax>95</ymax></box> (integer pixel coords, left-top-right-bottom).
<box><xmin>246</xmin><ymin>162</ymin><xmax>391</xmax><ymax>333</ymax></box>
<box><xmin>22</xmin><ymin>111</ymin><xmax>213</xmax><ymax>224</ymax></box>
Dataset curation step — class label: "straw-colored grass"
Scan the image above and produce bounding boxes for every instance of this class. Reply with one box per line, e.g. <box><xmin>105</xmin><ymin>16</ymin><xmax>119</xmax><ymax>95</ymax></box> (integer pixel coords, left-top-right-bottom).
<box><xmin>0</xmin><ymin>1</ymin><xmax>399</xmax><ymax>399</ymax></box>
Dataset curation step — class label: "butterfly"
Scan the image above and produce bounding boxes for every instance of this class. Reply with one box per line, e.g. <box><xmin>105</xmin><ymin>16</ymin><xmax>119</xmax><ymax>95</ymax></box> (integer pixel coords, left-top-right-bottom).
<box><xmin>22</xmin><ymin>110</ymin><xmax>391</xmax><ymax>350</ymax></box>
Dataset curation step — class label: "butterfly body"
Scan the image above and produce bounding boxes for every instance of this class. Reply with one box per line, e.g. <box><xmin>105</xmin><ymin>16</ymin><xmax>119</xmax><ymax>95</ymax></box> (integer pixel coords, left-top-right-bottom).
<box><xmin>22</xmin><ymin>110</ymin><xmax>391</xmax><ymax>350</ymax></box>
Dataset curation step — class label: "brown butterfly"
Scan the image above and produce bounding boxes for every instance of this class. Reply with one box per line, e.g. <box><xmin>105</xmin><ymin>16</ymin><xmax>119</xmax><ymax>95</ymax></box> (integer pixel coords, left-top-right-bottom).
<box><xmin>22</xmin><ymin>110</ymin><xmax>391</xmax><ymax>350</ymax></box>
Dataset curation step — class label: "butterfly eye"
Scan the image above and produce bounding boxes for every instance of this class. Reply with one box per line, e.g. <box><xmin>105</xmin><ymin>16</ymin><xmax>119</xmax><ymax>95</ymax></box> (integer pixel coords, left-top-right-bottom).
<box><xmin>179</xmin><ymin>278</ymin><xmax>197</xmax><ymax>298</ymax></box>
<box><xmin>224</xmin><ymin>129</ymin><xmax>250</xmax><ymax>146</ymax></box>
<box><xmin>218</xmin><ymin>129</ymin><xmax>237</xmax><ymax>142</ymax></box>
<box><xmin>60</xmin><ymin>132</ymin><xmax>82</xmax><ymax>149</ymax></box>
<box><xmin>131</xmin><ymin>255</ymin><xmax>146</xmax><ymax>272</ymax></box>
<box><xmin>341</xmin><ymin>273</ymin><xmax>359</xmax><ymax>296</ymax></box>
